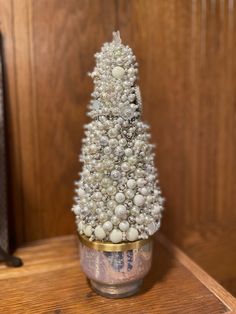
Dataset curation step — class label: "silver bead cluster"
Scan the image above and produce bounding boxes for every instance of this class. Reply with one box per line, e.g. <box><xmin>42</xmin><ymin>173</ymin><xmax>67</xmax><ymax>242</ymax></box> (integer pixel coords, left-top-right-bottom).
<box><xmin>72</xmin><ymin>32</ymin><xmax>164</xmax><ymax>243</ymax></box>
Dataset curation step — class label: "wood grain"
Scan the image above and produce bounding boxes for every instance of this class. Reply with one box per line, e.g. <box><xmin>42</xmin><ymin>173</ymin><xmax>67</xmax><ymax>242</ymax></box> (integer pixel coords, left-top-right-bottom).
<box><xmin>117</xmin><ymin>0</ymin><xmax>236</xmax><ymax>296</ymax></box>
<box><xmin>158</xmin><ymin>233</ymin><xmax>236</xmax><ymax>311</ymax></box>
<box><xmin>0</xmin><ymin>0</ymin><xmax>235</xmax><ymax>296</ymax></box>
<box><xmin>0</xmin><ymin>0</ymin><xmax>117</xmax><ymax>244</ymax></box>
<box><xmin>0</xmin><ymin>235</ymin><xmax>234</xmax><ymax>314</ymax></box>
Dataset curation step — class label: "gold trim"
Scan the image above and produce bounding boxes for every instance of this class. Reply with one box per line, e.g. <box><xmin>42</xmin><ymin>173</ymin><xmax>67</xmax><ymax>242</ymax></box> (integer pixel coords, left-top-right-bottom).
<box><xmin>78</xmin><ymin>233</ymin><xmax>152</xmax><ymax>252</ymax></box>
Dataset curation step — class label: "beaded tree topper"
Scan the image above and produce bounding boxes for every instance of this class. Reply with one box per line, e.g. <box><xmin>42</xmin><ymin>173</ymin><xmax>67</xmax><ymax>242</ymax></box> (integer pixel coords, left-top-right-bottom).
<box><xmin>72</xmin><ymin>32</ymin><xmax>164</xmax><ymax>243</ymax></box>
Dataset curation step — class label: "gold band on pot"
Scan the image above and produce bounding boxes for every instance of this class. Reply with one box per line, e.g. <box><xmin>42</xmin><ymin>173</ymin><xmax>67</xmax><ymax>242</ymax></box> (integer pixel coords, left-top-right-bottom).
<box><xmin>78</xmin><ymin>233</ymin><xmax>152</xmax><ymax>252</ymax></box>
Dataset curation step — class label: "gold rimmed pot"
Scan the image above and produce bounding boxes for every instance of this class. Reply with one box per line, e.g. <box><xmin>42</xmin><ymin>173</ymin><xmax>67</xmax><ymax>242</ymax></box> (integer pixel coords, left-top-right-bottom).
<box><xmin>78</xmin><ymin>234</ymin><xmax>153</xmax><ymax>298</ymax></box>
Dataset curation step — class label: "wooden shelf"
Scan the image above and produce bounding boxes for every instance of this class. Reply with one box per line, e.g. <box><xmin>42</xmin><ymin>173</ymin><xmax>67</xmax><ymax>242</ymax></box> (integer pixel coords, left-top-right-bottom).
<box><xmin>0</xmin><ymin>235</ymin><xmax>235</xmax><ymax>314</ymax></box>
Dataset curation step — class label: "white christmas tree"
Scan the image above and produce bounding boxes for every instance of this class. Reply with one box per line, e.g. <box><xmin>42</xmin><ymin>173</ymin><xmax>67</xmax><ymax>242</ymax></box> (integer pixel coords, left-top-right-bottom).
<box><xmin>72</xmin><ymin>32</ymin><xmax>164</xmax><ymax>243</ymax></box>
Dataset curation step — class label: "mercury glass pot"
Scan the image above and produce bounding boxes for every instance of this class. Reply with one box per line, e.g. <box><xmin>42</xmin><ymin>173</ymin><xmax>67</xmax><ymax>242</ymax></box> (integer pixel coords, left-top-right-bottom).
<box><xmin>78</xmin><ymin>234</ymin><xmax>153</xmax><ymax>298</ymax></box>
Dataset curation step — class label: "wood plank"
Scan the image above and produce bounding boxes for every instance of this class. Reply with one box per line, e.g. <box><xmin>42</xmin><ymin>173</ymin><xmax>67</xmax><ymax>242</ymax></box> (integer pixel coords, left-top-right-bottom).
<box><xmin>0</xmin><ymin>235</ymin><xmax>233</xmax><ymax>314</ymax></box>
<box><xmin>117</xmin><ymin>0</ymin><xmax>236</xmax><ymax>295</ymax></box>
<box><xmin>157</xmin><ymin>233</ymin><xmax>236</xmax><ymax>312</ymax></box>
<box><xmin>0</xmin><ymin>0</ymin><xmax>117</xmax><ymax>244</ymax></box>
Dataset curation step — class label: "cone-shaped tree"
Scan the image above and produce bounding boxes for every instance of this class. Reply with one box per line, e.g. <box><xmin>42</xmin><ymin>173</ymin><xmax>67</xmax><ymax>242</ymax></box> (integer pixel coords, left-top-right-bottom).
<box><xmin>72</xmin><ymin>32</ymin><xmax>164</xmax><ymax>243</ymax></box>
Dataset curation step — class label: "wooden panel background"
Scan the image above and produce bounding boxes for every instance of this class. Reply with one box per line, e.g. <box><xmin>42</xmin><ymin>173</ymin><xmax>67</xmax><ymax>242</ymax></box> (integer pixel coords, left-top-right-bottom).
<box><xmin>0</xmin><ymin>0</ymin><xmax>235</xmax><ymax>295</ymax></box>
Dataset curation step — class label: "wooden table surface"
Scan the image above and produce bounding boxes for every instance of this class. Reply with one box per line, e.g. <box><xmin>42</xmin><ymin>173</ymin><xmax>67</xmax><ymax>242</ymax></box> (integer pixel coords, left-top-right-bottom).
<box><xmin>0</xmin><ymin>235</ymin><xmax>235</xmax><ymax>314</ymax></box>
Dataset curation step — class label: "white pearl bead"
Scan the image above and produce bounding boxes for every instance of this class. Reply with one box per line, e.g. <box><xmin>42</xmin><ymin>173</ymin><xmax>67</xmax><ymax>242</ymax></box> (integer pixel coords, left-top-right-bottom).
<box><xmin>87</xmin><ymin>175</ymin><xmax>94</xmax><ymax>184</ymax></box>
<box><xmin>112</xmin><ymin>66</ymin><xmax>125</xmax><ymax>79</ymax></box>
<box><xmin>119</xmin><ymin>139</ymin><xmax>127</xmax><ymax>146</ymax></box>
<box><xmin>101</xmin><ymin>188</ymin><xmax>106</xmax><ymax>195</ymax></box>
<box><xmin>145</xmin><ymin>216</ymin><xmax>153</xmax><ymax>225</ymax></box>
<box><xmin>89</xmin><ymin>144</ymin><xmax>97</xmax><ymax>154</ymax></box>
<box><xmin>134</xmin><ymin>140</ymin><xmax>143</xmax><ymax>148</ymax></box>
<box><xmin>109</xmin><ymin>138</ymin><xmax>118</xmax><ymax>148</ymax></box>
<box><xmin>107</xmin><ymin>210</ymin><xmax>113</xmax><ymax>217</ymax></box>
<box><xmin>107</xmin><ymin>186</ymin><xmax>116</xmax><ymax>195</ymax></box>
<box><xmin>136</xmin><ymin>214</ymin><xmax>145</xmax><ymax>224</ymax></box>
<box><xmin>92</xmin><ymin>192</ymin><xmax>102</xmax><ymax>201</ymax></box>
<box><xmin>95</xmin><ymin>163</ymin><xmax>103</xmax><ymax>171</ymax></box>
<box><xmin>93</xmin><ymin>100</ymin><xmax>101</xmax><ymax>110</ymax></box>
<box><xmin>126</xmin><ymin>227</ymin><xmax>138</xmax><ymax>241</ymax></box>
<box><xmin>101</xmin><ymin>178</ymin><xmax>111</xmax><ymax>187</ymax></box>
<box><xmin>141</xmin><ymin>187</ymin><xmax>148</xmax><ymax>196</ymax></box>
<box><xmin>121</xmin><ymin>162</ymin><xmax>130</xmax><ymax>172</ymax></box>
<box><xmin>114</xmin><ymin>146</ymin><xmax>124</xmax><ymax>156</ymax></box>
<box><xmin>147</xmin><ymin>175</ymin><xmax>153</xmax><ymax>182</ymax></box>
<box><xmin>152</xmin><ymin>205</ymin><xmax>161</xmax><ymax>215</ymax></box>
<box><xmin>122</xmin><ymin>108</ymin><xmax>134</xmax><ymax>120</ymax></box>
<box><xmin>78</xmin><ymin>221</ymin><xmax>85</xmax><ymax>232</ymax></box>
<box><xmin>111</xmin><ymin>215</ymin><xmax>120</xmax><ymax>225</ymax></box>
<box><xmin>128</xmin><ymin>156</ymin><xmax>137</xmax><ymax>165</ymax></box>
<box><xmin>115</xmin><ymin>192</ymin><xmax>125</xmax><ymax>203</ymax></box>
<box><xmin>94</xmin><ymin>173</ymin><xmax>102</xmax><ymax>181</ymax></box>
<box><xmin>84</xmin><ymin>225</ymin><xmax>92</xmax><ymax>237</ymax></box>
<box><xmin>125</xmin><ymin>189</ymin><xmax>135</xmax><ymax>199</ymax></box>
<box><xmin>146</xmin><ymin>195</ymin><xmax>153</xmax><ymax>203</ymax></box>
<box><xmin>136</xmin><ymin>168</ymin><xmax>144</xmax><ymax>178</ymax></box>
<box><xmin>109</xmin><ymin>229</ymin><xmax>123</xmax><ymax>243</ymax></box>
<box><xmin>83</xmin><ymin>169</ymin><xmax>90</xmax><ymax>177</ymax></box>
<box><xmin>147</xmin><ymin>222</ymin><xmax>158</xmax><ymax>235</ymax></box>
<box><xmin>108</xmin><ymin>200</ymin><xmax>116</xmax><ymax>209</ymax></box>
<box><xmin>119</xmin><ymin>221</ymin><xmax>129</xmax><ymax>232</ymax></box>
<box><xmin>128</xmin><ymin>94</ymin><xmax>135</xmax><ymax>102</ymax></box>
<box><xmin>137</xmin><ymin>178</ymin><xmax>146</xmax><ymax>187</ymax></box>
<box><xmin>115</xmin><ymin>205</ymin><xmax>127</xmax><ymax>219</ymax></box>
<box><xmin>96</xmin><ymin>208</ymin><xmax>102</xmax><ymax>215</ymax></box>
<box><xmin>121</xmin><ymin>95</ymin><xmax>127</xmax><ymax>101</ymax></box>
<box><xmin>111</xmin><ymin>170</ymin><xmax>121</xmax><ymax>180</ymax></box>
<box><xmin>103</xmin><ymin>221</ymin><xmax>113</xmax><ymax>232</ymax></box>
<box><xmin>104</xmin><ymin>146</ymin><xmax>111</xmax><ymax>154</ymax></box>
<box><xmin>125</xmin><ymin>148</ymin><xmax>133</xmax><ymax>157</ymax></box>
<box><xmin>78</xmin><ymin>188</ymin><xmax>85</xmax><ymax>198</ymax></box>
<box><xmin>127</xmin><ymin>179</ymin><xmax>136</xmax><ymax>189</ymax></box>
<box><xmin>131</xmin><ymin>206</ymin><xmax>140</xmax><ymax>216</ymax></box>
<box><xmin>134</xmin><ymin>194</ymin><xmax>145</xmax><ymax>206</ymax></box>
<box><xmin>104</xmin><ymin>160</ymin><xmax>114</xmax><ymax>170</ymax></box>
<box><xmin>108</xmin><ymin>128</ymin><xmax>118</xmax><ymax>138</ymax></box>
<box><xmin>99</xmin><ymin>212</ymin><xmax>108</xmax><ymax>222</ymax></box>
<box><xmin>94</xmin><ymin>226</ymin><xmax>106</xmax><ymax>240</ymax></box>
<box><xmin>88</xmin><ymin>200</ymin><xmax>95</xmax><ymax>210</ymax></box>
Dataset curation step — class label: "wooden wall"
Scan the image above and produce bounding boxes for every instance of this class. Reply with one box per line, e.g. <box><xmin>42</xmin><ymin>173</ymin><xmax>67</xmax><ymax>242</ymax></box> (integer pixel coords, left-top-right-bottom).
<box><xmin>0</xmin><ymin>0</ymin><xmax>235</xmax><ymax>295</ymax></box>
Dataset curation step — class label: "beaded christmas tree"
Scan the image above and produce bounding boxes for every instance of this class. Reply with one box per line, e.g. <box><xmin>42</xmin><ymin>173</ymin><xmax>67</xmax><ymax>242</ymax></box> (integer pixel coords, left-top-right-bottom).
<box><xmin>72</xmin><ymin>32</ymin><xmax>164</xmax><ymax>244</ymax></box>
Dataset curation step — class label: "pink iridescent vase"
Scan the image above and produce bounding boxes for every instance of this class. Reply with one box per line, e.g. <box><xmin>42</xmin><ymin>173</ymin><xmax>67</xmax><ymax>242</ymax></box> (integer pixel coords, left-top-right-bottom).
<box><xmin>79</xmin><ymin>234</ymin><xmax>153</xmax><ymax>298</ymax></box>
